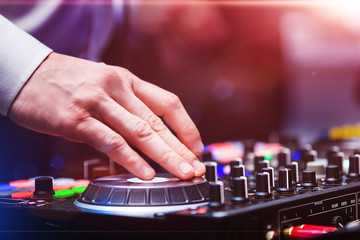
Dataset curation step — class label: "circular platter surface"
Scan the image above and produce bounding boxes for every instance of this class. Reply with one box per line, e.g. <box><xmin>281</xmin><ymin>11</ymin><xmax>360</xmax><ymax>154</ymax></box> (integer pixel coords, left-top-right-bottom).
<box><xmin>74</xmin><ymin>173</ymin><xmax>210</xmax><ymax>216</ymax></box>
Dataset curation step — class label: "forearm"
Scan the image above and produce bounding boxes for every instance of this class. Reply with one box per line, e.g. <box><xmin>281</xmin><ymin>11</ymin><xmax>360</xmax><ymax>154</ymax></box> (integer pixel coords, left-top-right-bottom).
<box><xmin>0</xmin><ymin>14</ymin><xmax>52</xmax><ymax>116</ymax></box>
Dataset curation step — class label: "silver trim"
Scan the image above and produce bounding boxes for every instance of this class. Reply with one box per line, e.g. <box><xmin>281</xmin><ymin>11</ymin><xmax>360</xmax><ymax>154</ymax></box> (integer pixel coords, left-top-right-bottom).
<box><xmin>74</xmin><ymin>200</ymin><xmax>208</xmax><ymax>218</ymax></box>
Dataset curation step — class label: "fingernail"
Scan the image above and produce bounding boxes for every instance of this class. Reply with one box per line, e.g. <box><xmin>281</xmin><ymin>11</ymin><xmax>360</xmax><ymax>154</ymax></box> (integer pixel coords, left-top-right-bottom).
<box><xmin>179</xmin><ymin>162</ymin><xmax>193</xmax><ymax>174</ymax></box>
<box><xmin>193</xmin><ymin>142</ymin><xmax>204</xmax><ymax>155</ymax></box>
<box><xmin>142</xmin><ymin>165</ymin><xmax>155</xmax><ymax>178</ymax></box>
<box><xmin>193</xmin><ymin>161</ymin><xmax>205</xmax><ymax>173</ymax></box>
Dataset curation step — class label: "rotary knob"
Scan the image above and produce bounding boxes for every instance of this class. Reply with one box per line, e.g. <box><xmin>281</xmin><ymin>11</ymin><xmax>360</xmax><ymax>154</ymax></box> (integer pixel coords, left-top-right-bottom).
<box><xmin>209</xmin><ymin>181</ymin><xmax>225</xmax><ymax>208</ymax></box>
<box><xmin>325</xmin><ymin>165</ymin><xmax>341</xmax><ymax>185</ymax></box>
<box><xmin>33</xmin><ymin>176</ymin><xmax>55</xmax><ymax>199</ymax></box>
<box><xmin>231</xmin><ymin>165</ymin><xmax>245</xmax><ymax>179</ymax></box>
<box><xmin>262</xmin><ymin>167</ymin><xmax>275</xmax><ymax>189</ymax></box>
<box><xmin>278</xmin><ymin>148</ymin><xmax>291</xmax><ymax>168</ymax></box>
<box><xmin>277</xmin><ymin>168</ymin><xmax>294</xmax><ymax>193</ymax></box>
<box><xmin>347</xmin><ymin>155</ymin><xmax>360</xmax><ymax>181</ymax></box>
<box><xmin>254</xmin><ymin>156</ymin><xmax>265</xmax><ymax>172</ymax></box>
<box><xmin>330</xmin><ymin>152</ymin><xmax>344</xmax><ymax>174</ymax></box>
<box><xmin>304</xmin><ymin>150</ymin><xmax>317</xmax><ymax>162</ymax></box>
<box><xmin>327</xmin><ymin>146</ymin><xmax>340</xmax><ymax>164</ymax></box>
<box><xmin>301</xmin><ymin>170</ymin><xmax>318</xmax><ymax>188</ymax></box>
<box><xmin>255</xmin><ymin>172</ymin><xmax>271</xmax><ymax>199</ymax></box>
<box><xmin>204</xmin><ymin>161</ymin><xmax>217</xmax><ymax>182</ymax></box>
<box><xmin>256</xmin><ymin>160</ymin><xmax>269</xmax><ymax>173</ymax></box>
<box><xmin>232</xmin><ymin>176</ymin><xmax>248</xmax><ymax>203</ymax></box>
<box><xmin>286</xmin><ymin>162</ymin><xmax>299</xmax><ymax>185</ymax></box>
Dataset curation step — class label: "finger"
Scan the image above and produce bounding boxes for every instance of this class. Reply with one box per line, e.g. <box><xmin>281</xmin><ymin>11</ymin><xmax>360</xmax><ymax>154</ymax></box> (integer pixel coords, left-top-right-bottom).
<box><xmin>91</xmin><ymin>95</ymin><xmax>196</xmax><ymax>180</ymax></box>
<box><xmin>74</xmin><ymin>116</ymin><xmax>156</xmax><ymax>180</ymax></box>
<box><xmin>131</xmin><ymin>78</ymin><xmax>204</xmax><ymax>156</ymax></box>
<box><xmin>111</xmin><ymin>91</ymin><xmax>205</xmax><ymax>176</ymax></box>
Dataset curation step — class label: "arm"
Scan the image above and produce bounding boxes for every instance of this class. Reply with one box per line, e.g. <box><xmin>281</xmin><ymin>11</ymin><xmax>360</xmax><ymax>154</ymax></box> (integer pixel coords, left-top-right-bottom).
<box><xmin>1</xmin><ymin>15</ymin><xmax>205</xmax><ymax>180</ymax></box>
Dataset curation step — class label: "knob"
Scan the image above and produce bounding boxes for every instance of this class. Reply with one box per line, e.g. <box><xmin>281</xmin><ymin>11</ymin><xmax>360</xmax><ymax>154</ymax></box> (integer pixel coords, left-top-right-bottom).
<box><xmin>277</xmin><ymin>168</ymin><xmax>294</xmax><ymax>193</ymax></box>
<box><xmin>33</xmin><ymin>176</ymin><xmax>55</xmax><ymax>198</ymax></box>
<box><xmin>201</xmin><ymin>151</ymin><xmax>213</xmax><ymax>162</ymax></box>
<box><xmin>304</xmin><ymin>150</ymin><xmax>317</xmax><ymax>162</ymax></box>
<box><xmin>278</xmin><ymin>148</ymin><xmax>291</xmax><ymax>167</ymax></box>
<box><xmin>232</xmin><ymin>176</ymin><xmax>248</xmax><ymax>203</ymax></box>
<box><xmin>262</xmin><ymin>167</ymin><xmax>275</xmax><ymax>189</ymax></box>
<box><xmin>327</xmin><ymin>146</ymin><xmax>340</xmax><ymax>163</ymax></box>
<box><xmin>286</xmin><ymin>162</ymin><xmax>299</xmax><ymax>185</ymax></box>
<box><xmin>331</xmin><ymin>152</ymin><xmax>344</xmax><ymax>174</ymax></box>
<box><xmin>256</xmin><ymin>160</ymin><xmax>269</xmax><ymax>173</ymax></box>
<box><xmin>209</xmin><ymin>181</ymin><xmax>224</xmax><ymax>208</ymax></box>
<box><xmin>255</xmin><ymin>172</ymin><xmax>271</xmax><ymax>199</ymax></box>
<box><xmin>325</xmin><ymin>165</ymin><xmax>341</xmax><ymax>185</ymax></box>
<box><xmin>299</xmin><ymin>145</ymin><xmax>312</xmax><ymax>161</ymax></box>
<box><xmin>230</xmin><ymin>158</ymin><xmax>243</xmax><ymax>167</ymax></box>
<box><xmin>347</xmin><ymin>155</ymin><xmax>360</xmax><ymax>180</ymax></box>
<box><xmin>254</xmin><ymin>156</ymin><xmax>265</xmax><ymax>172</ymax></box>
<box><xmin>354</xmin><ymin>149</ymin><xmax>360</xmax><ymax>155</ymax></box>
<box><xmin>204</xmin><ymin>161</ymin><xmax>217</xmax><ymax>182</ymax></box>
<box><xmin>231</xmin><ymin>165</ymin><xmax>245</xmax><ymax>179</ymax></box>
<box><xmin>301</xmin><ymin>170</ymin><xmax>318</xmax><ymax>188</ymax></box>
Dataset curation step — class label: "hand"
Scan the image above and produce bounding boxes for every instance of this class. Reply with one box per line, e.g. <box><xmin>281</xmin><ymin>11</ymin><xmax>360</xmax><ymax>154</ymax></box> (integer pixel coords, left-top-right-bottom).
<box><xmin>8</xmin><ymin>52</ymin><xmax>205</xmax><ymax>180</ymax></box>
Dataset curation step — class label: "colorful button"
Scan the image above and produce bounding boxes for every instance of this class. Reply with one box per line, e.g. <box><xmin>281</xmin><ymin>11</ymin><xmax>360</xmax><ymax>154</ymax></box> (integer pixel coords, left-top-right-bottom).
<box><xmin>72</xmin><ymin>186</ymin><xmax>87</xmax><ymax>195</ymax></box>
<box><xmin>9</xmin><ymin>180</ymin><xmax>34</xmax><ymax>189</ymax></box>
<box><xmin>11</xmin><ymin>191</ymin><xmax>33</xmax><ymax>199</ymax></box>
<box><xmin>0</xmin><ymin>184</ymin><xmax>15</xmax><ymax>191</ymax></box>
<box><xmin>53</xmin><ymin>178</ymin><xmax>75</xmax><ymax>185</ymax></box>
<box><xmin>53</xmin><ymin>184</ymin><xmax>72</xmax><ymax>191</ymax></box>
<box><xmin>70</xmin><ymin>179</ymin><xmax>90</xmax><ymax>188</ymax></box>
<box><xmin>54</xmin><ymin>189</ymin><xmax>75</xmax><ymax>198</ymax></box>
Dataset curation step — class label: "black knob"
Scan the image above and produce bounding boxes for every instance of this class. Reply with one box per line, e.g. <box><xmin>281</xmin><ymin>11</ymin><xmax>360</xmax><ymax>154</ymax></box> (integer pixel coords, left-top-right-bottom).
<box><xmin>301</xmin><ymin>170</ymin><xmax>318</xmax><ymax>188</ymax></box>
<box><xmin>231</xmin><ymin>165</ymin><xmax>245</xmax><ymax>179</ymax></box>
<box><xmin>299</xmin><ymin>145</ymin><xmax>312</xmax><ymax>161</ymax></box>
<box><xmin>286</xmin><ymin>162</ymin><xmax>299</xmax><ymax>184</ymax></box>
<box><xmin>354</xmin><ymin>149</ymin><xmax>360</xmax><ymax>155</ymax></box>
<box><xmin>204</xmin><ymin>161</ymin><xmax>217</xmax><ymax>182</ymax></box>
<box><xmin>304</xmin><ymin>150</ymin><xmax>317</xmax><ymax>162</ymax></box>
<box><xmin>325</xmin><ymin>165</ymin><xmax>341</xmax><ymax>185</ymax></box>
<box><xmin>262</xmin><ymin>167</ymin><xmax>275</xmax><ymax>189</ymax></box>
<box><xmin>202</xmin><ymin>151</ymin><xmax>213</xmax><ymax>162</ymax></box>
<box><xmin>209</xmin><ymin>181</ymin><xmax>224</xmax><ymax>208</ymax></box>
<box><xmin>254</xmin><ymin>156</ymin><xmax>265</xmax><ymax>172</ymax></box>
<box><xmin>256</xmin><ymin>160</ymin><xmax>269</xmax><ymax>173</ymax></box>
<box><xmin>278</xmin><ymin>148</ymin><xmax>291</xmax><ymax>167</ymax></box>
<box><xmin>327</xmin><ymin>146</ymin><xmax>340</xmax><ymax>163</ymax></box>
<box><xmin>255</xmin><ymin>172</ymin><xmax>271</xmax><ymax>199</ymax></box>
<box><xmin>277</xmin><ymin>169</ymin><xmax>294</xmax><ymax>193</ymax></box>
<box><xmin>232</xmin><ymin>176</ymin><xmax>248</xmax><ymax>203</ymax></box>
<box><xmin>347</xmin><ymin>155</ymin><xmax>360</xmax><ymax>180</ymax></box>
<box><xmin>331</xmin><ymin>152</ymin><xmax>344</xmax><ymax>174</ymax></box>
<box><xmin>33</xmin><ymin>176</ymin><xmax>55</xmax><ymax>198</ymax></box>
<box><xmin>230</xmin><ymin>158</ymin><xmax>243</xmax><ymax>168</ymax></box>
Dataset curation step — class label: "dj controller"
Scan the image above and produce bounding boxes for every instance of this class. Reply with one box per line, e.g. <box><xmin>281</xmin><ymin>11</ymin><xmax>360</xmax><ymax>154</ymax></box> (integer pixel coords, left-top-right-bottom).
<box><xmin>2</xmin><ymin>140</ymin><xmax>360</xmax><ymax>240</ymax></box>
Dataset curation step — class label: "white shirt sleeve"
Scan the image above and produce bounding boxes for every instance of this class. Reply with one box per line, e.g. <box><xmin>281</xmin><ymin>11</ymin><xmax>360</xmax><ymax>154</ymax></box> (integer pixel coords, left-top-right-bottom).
<box><xmin>0</xmin><ymin>14</ymin><xmax>52</xmax><ymax>116</ymax></box>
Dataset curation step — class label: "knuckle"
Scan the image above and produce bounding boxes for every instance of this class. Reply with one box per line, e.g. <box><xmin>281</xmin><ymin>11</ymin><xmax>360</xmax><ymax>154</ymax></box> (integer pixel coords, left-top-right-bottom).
<box><xmin>122</xmin><ymin>153</ymin><xmax>138</xmax><ymax>167</ymax></box>
<box><xmin>163</xmin><ymin>92</ymin><xmax>182</xmax><ymax>109</ymax></box>
<box><xmin>101</xmin><ymin>134</ymin><xmax>126</xmax><ymax>154</ymax></box>
<box><xmin>162</xmin><ymin>150</ymin><xmax>177</xmax><ymax>166</ymax></box>
<box><xmin>176</xmin><ymin>144</ymin><xmax>193</xmax><ymax>159</ymax></box>
<box><xmin>134</xmin><ymin>120</ymin><xmax>153</xmax><ymax>139</ymax></box>
<box><xmin>148</xmin><ymin>115</ymin><xmax>166</xmax><ymax>132</ymax></box>
<box><xmin>65</xmin><ymin>103</ymin><xmax>90</xmax><ymax>124</ymax></box>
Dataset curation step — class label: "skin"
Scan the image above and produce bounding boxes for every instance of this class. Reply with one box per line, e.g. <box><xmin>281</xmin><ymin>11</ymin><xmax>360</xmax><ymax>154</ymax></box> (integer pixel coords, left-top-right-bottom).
<box><xmin>8</xmin><ymin>52</ymin><xmax>205</xmax><ymax>180</ymax></box>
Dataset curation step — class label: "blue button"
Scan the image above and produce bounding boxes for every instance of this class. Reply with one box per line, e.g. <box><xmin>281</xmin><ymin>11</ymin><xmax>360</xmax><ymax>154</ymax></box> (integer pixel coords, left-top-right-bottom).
<box><xmin>0</xmin><ymin>184</ymin><xmax>15</xmax><ymax>191</ymax></box>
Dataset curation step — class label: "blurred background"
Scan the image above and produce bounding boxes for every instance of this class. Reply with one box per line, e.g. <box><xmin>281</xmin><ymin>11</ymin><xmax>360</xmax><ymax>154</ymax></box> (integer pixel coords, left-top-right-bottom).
<box><xmin>2</xmin><ymin>0</ymin><xmax>360</xmax><ymax>181</ymax></box>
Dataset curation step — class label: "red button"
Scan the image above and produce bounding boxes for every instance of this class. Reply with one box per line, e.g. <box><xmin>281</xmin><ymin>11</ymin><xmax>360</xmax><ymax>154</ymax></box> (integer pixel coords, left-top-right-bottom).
<box><xmin>11</xmin><ymin>191</ymin><xmax>33</xmax><ymax>199</ymax></box>
<box><xmin>9</xmin><ymin>180</ymin><xmax>34</xmax><ymax>189</ymax></box>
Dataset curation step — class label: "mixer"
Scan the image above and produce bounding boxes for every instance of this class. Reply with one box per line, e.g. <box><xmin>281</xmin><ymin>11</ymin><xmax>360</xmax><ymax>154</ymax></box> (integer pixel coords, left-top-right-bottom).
<box><xmin>1</xmin><ymin>140</ymin><xmax>360</xmax><ymax>240</ymax></box>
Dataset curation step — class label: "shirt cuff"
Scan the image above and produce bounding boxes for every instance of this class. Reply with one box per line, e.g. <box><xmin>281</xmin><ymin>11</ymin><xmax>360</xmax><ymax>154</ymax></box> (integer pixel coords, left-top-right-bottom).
<box><xmin>0</xmin><ymin>14</ymin><xmax>53</xmax><ymax>116</ymax></box>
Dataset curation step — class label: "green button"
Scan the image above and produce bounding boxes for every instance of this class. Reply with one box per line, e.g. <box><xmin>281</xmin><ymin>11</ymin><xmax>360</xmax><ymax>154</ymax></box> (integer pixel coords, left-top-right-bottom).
<box><xmin>54</xmin><ymin>189</ymin><xmax>75</xmax><ymax>198</ymax></box>
<box><xmin>72</xmin><ymin>186</ymin><xmax>87</xmax><ymax>195</ymax></box>
<box><xmin>264</xmin><ymin>153</ymin><xmax>273</xmax><ymax>161</ymax></box>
